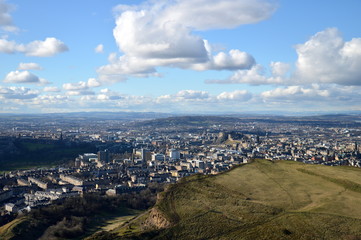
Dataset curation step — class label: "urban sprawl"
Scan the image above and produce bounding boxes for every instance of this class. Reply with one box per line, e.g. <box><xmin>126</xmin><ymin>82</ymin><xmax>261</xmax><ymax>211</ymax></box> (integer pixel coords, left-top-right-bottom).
<box><xmin>1</xmin><ymin>116</ymin><xmax>361</xmax><ymax>216</ymax></box>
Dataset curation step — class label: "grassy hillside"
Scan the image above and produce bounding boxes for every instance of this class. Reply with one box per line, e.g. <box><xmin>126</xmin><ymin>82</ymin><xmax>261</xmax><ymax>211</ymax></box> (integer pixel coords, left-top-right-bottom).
<box><xmin>115</xmin><ymin>159</ymin><xmax>361</xmax><ymax>240</ymax></box>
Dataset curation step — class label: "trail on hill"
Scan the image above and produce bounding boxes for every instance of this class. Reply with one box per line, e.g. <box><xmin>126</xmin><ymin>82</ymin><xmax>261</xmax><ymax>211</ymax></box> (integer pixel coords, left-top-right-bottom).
<box><xmin>255</xmin><ymin>161</ymin><xmax>296</xmax><ymax>209</ymax></box>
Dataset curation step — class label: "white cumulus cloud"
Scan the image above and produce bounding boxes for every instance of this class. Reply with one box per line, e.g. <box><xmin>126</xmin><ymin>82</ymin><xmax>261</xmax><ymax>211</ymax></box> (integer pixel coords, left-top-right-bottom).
<box><xmin>63</xmin><ymin>82</ymin><xmax>87</xmax><ymax>91</ymax></box>
<box><xmin>157</xmin><ymin>90</ymin><xmax>210</xmax><ymax>103</ymax></box>
<box><xmin>0</xmin><ymin>38</ymin><xmax>18</xmax><ymax>53</ymax></box>
<box><xmin>24</xmin><ymin>37</ymin><xmax>69</xmax><ymax>57</ymax></box>
<box><xmin>43</xmin><ymin>86</ymin><xmax>61</xmax><ymax>92</ymax></box>
<box><xmin>270</xmin><ymin>61</ymin><xmax>290</xmax><ymax>77</ymax></box>
<box><xmin>87</xmin><ymin>78</ymin><xmax>101</xmax><ymax>88</ymax></box>
<box><xmin>95</xmin><ymin>44</ymin><xmax>104</xmax><ymax>53</ymax></box>
<box><xmin>0</xmin><ymin>37</ymin><xmax>68</xmax><ymax>57</ymax></box>
<box><xmin>0</xmin><ymin>86</ymin><xmax>38</xmax><ymax>99</ymax></box>
<box><xmin>206</xmin><ymin>65</ymin><xmax>270</xmax><ymax>85</ymax></box>
<box><xmin>116</xmin><ymin>0</ymin><xmax>276</xmax><ymax>31</ymax></box>
<box><xmin>17</xmin><ymin>62</ymin><xmax>43</xmax><ymax>70</ymax></box>
<box><xmin>66</xmin><ymin>90</ymin><xmax>95</xmax><ymax>96</ymax></box>
<box><xmin>176</xmin><ymin>90</ymin><xmax>209</xmax><ymax>99</ymax></box>
<box><xmin>207</xmin><ymin>28</ymin><xmax>361</xmax><ymax>86</ymax></box>
<box><xmin>3</xmin><ymin>70</ymin><xmax>49</xmax><ymax>85</ymax></box>
<box><xmin>96</xmin><ymin>88</ymin><xmax>122</xmax><ymax>100</ymax></box>
<box><xmin>293</xmin><ymin>28</ymin><xmax>361</xmax><ymax>85</ymax></box>
<box><xmin>192</xmin><ymin>49</ymin><xmax>255</xmax><ymax>71</ymax></box>
<box><xmin>63</xmin><ymin>78</ymin><xmax>101</xmax><ymax>91</ymax></box>
<box><xmin>217</xmin><ymin>90</ymin><xmax>252</xmax><ymax>101</ymax></box>
<box><xmin>98</xmin><ymin>0</ymin><xmax>276</xmax><ymax>82</ymax></box>
<box><xmin>0</xmin><ymin>0</ymin><xmax>18</xmax><ymax>32</ymax></box>
<box><xmin>261</xmin><ymin>85</ymin><xmax>331</xmax><ymax>102</ymax></box>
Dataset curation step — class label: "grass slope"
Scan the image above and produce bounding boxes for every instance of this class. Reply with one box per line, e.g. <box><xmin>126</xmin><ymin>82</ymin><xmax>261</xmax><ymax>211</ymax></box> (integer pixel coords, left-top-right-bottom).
<box><xmin>131</xmin><ymin>160</ymin><xmax>361</xmax><ymax>240</ymax></box>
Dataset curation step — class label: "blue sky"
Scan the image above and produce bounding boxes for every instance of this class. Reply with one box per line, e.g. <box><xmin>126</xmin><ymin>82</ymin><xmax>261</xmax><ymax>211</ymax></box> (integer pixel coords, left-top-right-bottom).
<box><xmin>1</xmin><ymin>0</ymin><xmax>361</xmax><ymax>114</ymax></box>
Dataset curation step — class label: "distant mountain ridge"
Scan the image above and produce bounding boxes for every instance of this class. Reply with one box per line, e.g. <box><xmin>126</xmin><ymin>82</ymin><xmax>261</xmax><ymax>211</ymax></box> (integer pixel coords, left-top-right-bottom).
<box><xmin>0</xmin><ymin>111</ymin><xmax>176</xmax><ymax>121</ymax></box>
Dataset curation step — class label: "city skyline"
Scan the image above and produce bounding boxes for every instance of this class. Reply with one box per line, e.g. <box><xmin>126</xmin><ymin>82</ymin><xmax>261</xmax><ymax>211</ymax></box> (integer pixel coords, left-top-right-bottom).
<box><xmin>1</xmin><ymin>0</ymin><xmax>361</xmax><ymax>114</ymax></box>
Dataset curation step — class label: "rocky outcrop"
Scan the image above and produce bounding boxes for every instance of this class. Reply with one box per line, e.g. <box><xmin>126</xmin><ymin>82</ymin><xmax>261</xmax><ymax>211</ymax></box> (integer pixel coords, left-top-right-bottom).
<box><xmin>143</xmin><ymin>207</ymin><xmax>172</xmax><ymax>230</ymax></box>
<box><xmin>215</xmin><ymin>131</ymin><xmax>244</xmax><ymax>143</ymax></box>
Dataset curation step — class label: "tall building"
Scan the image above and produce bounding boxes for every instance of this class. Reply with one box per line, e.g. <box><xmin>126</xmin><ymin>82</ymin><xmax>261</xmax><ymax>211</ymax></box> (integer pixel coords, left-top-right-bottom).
<box><xmin>141</xmin><ymin>148</ymin><xmax>151</xmax><ymax>161</ymax></box>
<box><xmin>98</xmin><ymin>150</ymin><xmax>110</xmax><ymax>163</ymax></box>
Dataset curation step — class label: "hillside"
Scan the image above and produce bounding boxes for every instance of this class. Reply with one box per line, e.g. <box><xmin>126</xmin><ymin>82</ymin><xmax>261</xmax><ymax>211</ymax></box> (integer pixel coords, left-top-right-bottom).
<box><xmin>113</xmin><ymin>160</ymin><xmax>361</xmax><ymax>240</ymax></box>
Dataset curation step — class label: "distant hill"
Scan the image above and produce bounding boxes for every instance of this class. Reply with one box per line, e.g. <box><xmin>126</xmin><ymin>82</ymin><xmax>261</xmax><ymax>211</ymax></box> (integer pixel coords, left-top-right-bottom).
<box><xmin>112</xmin><ymin>160</ymin><xmax>361</xmax><ymax>239</ymax></box>
<box><xmin>0</xmin><ymin>111</ymin><xmax>175</xmax><ymax>121</ymax></box>
<box><xmin>126</xmin><ymin>114</ymin><xmax>361</xmax><ymax>130</ymax></box>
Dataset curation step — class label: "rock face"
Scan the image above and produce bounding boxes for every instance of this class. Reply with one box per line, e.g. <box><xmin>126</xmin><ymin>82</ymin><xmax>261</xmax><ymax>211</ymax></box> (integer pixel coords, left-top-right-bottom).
<box><xmin>215</xmin><ymin>131</ymin><xmax>244</xmax><ymax>143</ymax></box>
<box><xmin>143</xmin><ymin>207</ymin><xmax>172</xmax><ymax>229</ymax></box>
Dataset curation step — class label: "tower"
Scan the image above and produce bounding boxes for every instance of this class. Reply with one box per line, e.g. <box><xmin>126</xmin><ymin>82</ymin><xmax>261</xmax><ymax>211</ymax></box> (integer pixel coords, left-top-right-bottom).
<box><xmin>97</xmin><ymin>150</ymin><xmax>110</xmax><ymax>163</ymax></box>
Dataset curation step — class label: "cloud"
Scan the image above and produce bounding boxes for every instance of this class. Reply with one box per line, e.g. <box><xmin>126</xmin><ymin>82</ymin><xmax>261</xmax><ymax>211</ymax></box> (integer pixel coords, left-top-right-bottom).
<box><xmin>5</xmin><ymin>85</ymin><xmax>361</xmax><ymax>113</ymax></box>
<box><xmin>96</xmin><ymin>88</ymin><xmax>122</xmax><ymax>100</ymax></box>
<box><xmin>293</xmin><ymin>28</ymin><xmax>361</xmax><ymax>85</ymax></box>
<box><xmin>43</xmin><ymin>86</ymin><xmax>61</xmax><ymax>92</ymax></box>
<box><xmin>206</xmin><ymin>61</ymin><xmax>292</xmax><ymax>85</ymax></box>
<box><xmin>62</xmin><ymin>79</ymin><xmax>100</xmax><ymax>96</ymax></box>
<box><xmin>258</xmin><ymin>84</ymin><xmax>361</xmax><ymax>111</ymax></box>
<box><xmin>0</xmin><ymin>38</ymin><xmax>18</xmax><ymax>53</ymax></box>
<box><xmin>97</xmin><ymin>94</ymin><xmax>122</xmax><ymax>101</ymax></box>
<box><xmin>217</xmin><ymin>90</ymin><xmax>252</xmax><ymax>101</ymax></box>
<box><xmin>176</xmin><ymin>90</ymin><xmax>209</xmax><ymax>99</ymax></box>
<box><xmin>95</xmin><ymin>44</ymin><xmax>104</xmax><ymax>53</ymax></box>
<box><xmin>18</xmin><ymin>62</ymin><xmax>43</xmax><ymax>70</ymax></box>
<box><xmin>207</xmin><ymin>28</ymin><xmax>361</xmax><ymax>86</ymax></box>
<box><xmin>87</xmin><ymin>78</ymin><xmax>101</xmax><ymax>88</ymax></box>
<box><xmin>66</xmin><ymin>90</ymin><xmax>95</xmax><ymax>96</ymax></box>
<box><xmin>24</xmin><ymin>37</ymin><xmax>69</xmax><ymax>57</ymax></box>
<box><xmin>100</xmin><ymin>9</ymin><xmax>208</xmax><ymax>79</ymax></box>
<box><xmin>206</xmin><ymin>64</ymin><xmax>273</xmax><ymax>85</ymax></box>
<box><xmin>116</xmin><ymin>0</ymin><xmax>276</xmax><ymax>31</ymax></box>
<box><xmin>261</xmin><ymin>85</ymin><xmax>331</xmax><ymax>102</ymax></box>
<box><xmin>0</xmin><ymin>37</ymin><xmax>68</xmax><ymax>57</ymax></box>
<box><xmin>270</xmin><ymin>61</ymin><xmax>290</xmax><ymax>76</ymax></box>
<box><xmin>0</xmin><ymin>86</ymin><xmax>38</xmax><ymax>99</ymax></box>
<box><xmin>192</xmin><ymin>48</ymin><xmax>255</xmax><ymax>71</ymax></box>
<box><xmin>63</xmin><ymin>81</ymin><xmax>88</xmax><ymax>91</ymax></box>
<box><xmin>32</xmin><ymin>95</ymin><xmax>69</xmax><ymax>104</ymax></box>
<box><xmin>157</xmin><ymin>90</ymin><xmax>210</xmax><ymax>103</ymax></box>
<box><xmin>0</xmin><ymin>0</ymin><xmax>18</xmax><ymax>32</ymax></box>
<box><xmin>63</xmin><ymin>78</ymin><xmax>101</xmax><ymax>91</ymax></box>
<box><xmin>98</xmin><ymin>0</ymin><xmax>276</xmax><ymax>82</ymax></box>
<box><xmin>3</xmin><ymin>70</ymin><xmax>49</xmax><ymax>85</ymax></box>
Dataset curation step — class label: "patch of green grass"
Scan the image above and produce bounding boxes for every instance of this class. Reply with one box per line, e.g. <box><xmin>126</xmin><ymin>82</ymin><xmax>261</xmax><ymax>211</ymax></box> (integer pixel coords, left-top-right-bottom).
<box><xmin>297</xmin><ymin>168</ymin><xmax>361</xmax><ymax>193</ymax></box>
<box><xmin>78</xmin><ymin>207</ymin><xmax>141</xmax><ymax>240</ymax></box>
<box><xmin>0</xmin><ymin>217</ymin><xmax>26</xmax><ymax>240</ymax></box>
<box><xmin>112</xmin><ymin>212</ymin><xmax>149</xmax><ymax>237</ymax></box>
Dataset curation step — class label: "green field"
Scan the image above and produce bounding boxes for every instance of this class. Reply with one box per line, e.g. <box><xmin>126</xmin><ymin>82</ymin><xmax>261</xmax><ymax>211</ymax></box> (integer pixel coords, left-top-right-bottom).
<box><xmin>119</xmin><ymin>159</ymin><xmax>361</xmax><ymax>239</ymax></box>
